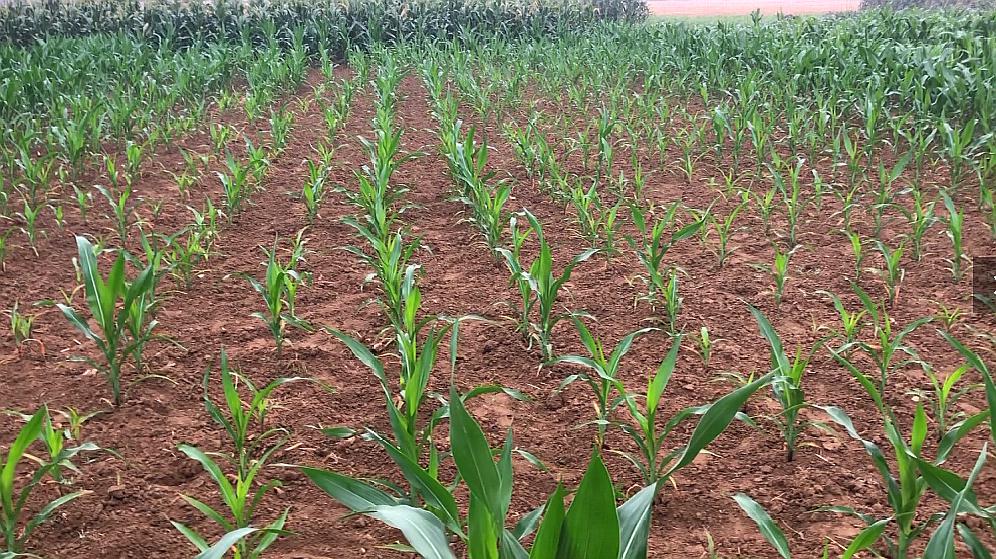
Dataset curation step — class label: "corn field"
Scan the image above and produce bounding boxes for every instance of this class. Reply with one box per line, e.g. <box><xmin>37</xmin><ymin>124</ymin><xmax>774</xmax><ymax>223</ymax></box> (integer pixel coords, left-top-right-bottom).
<box><xmin>1</xmin><ymin>1</ymin><xmax>995</xmax><ymax>558</ymax></box>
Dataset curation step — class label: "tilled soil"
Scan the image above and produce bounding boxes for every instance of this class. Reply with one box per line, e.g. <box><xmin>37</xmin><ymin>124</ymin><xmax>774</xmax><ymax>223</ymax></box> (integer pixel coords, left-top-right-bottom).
<box><xmin>1</xmin><ymin>69</ymin><xmax>994</xmax><ymax>558</ymax></box>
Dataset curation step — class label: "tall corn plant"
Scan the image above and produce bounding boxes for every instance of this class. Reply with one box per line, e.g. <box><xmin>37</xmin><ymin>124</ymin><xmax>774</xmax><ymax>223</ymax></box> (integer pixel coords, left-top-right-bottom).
<box><xmin>58</xmin><ymin>235</ymin><xmax>155</xmax><ymax>406</ymax></box>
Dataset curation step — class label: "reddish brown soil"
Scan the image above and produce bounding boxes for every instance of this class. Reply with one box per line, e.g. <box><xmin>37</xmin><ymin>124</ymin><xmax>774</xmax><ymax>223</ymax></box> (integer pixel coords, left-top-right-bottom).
<box><xmin>0</xmin><ymin>69</ymin><xmax>993</xmax><ymax>558</ymax></box>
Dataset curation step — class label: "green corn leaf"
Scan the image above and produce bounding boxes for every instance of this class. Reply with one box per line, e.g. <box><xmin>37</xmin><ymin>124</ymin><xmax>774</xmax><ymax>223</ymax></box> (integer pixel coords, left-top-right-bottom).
<box><xmin>449</xmin><ymin>387</ymin><xmax>504</xmax><ymax>526</ymax></box>
<box><xmin>301</xmin><ymin>467</ymin><xmax>397</xmax><ymax>512</ymax></box>
<box><xmin>368</xmin><ymin>504</ymin><xmax>456</xmax><ymax>559</ymax></box>
<box><xmin>923</xmin><ymin>444</ymin><xmax>988</xmax><ymax>559</ymax></box>
<box><xmin>528</xmin><ymin>484</ymin><xmax>565</xmax><ymax>559</ymax></box>
<box><xmin>732</xmin><ymin>493</ymin><xmax>790</xmax><ymax>559</ymax></box>
<box><xmin>618</xmin><ymin>482</ymin><xmax>657</xmax><ymax>559</ymax></box>
<box><xmin>841</xmin><ymin>518</ymin><xmax>890</xmax><ymax>559</ymax></box>
<box><xmin>557</xmin><ymin>451</ymin><xmax>619</xmax><ymax>559</ymax></box>
<box><xmin>1</xmin><ymin>408</ymin><xmax>44</xmax><ymax>504</ymax></box>
<box><xmin>171</xmin><ymin>521</ymin><xmax>210</xmax><ymax>552</ymax></box>
<box><xmin>195</xmin><ymin>527</ymin><xmax>260</xmax><ymax>559</ymax></box>
<box><xmin>666</xmin><ymin>373</ymin><xmax>771</xmax><ymax>476</ymax></box>
<box><xmin>646</xmin><ymin>335</ymin><xmax>681</xmax><ymax>416</ymax></box>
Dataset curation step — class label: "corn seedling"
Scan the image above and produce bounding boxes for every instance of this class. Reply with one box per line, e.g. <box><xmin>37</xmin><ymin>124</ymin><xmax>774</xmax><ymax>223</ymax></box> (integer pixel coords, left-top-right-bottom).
<box><xmin>900</xmin><ymin>189</ymin><xmax>936</xmax><ymax>262</ymax></box>
<box><xmin>52</xmin><ymin>407</ymin><xmax>103</xmax><ymax>442</ymax></box>
<box><xmin>306</xmin><ymin>387</ymin><xmax>659</xmax><ymax>559</ymax></box>
<box><xmin>909</xmin><ymin>362</ymin><xmax>979</xmax><ymax>437</ymax></box>
<box><xmin>218</xmin><ymin>151</ymin><xmax>252</xmax><ymax>221</ymax></box>
<box><xmin>707</xmin><ymin>200</ymin><xmax>745</xmax><ymax>269</ymax></box>
<box><xmin>497</xmin><ymin>209</ymin><xmax>597</xmax><ymax>360</ymax></box>
<box><xmin>941</xmin><ymin>193</ymin><xmax>966</xmax><ymax>282</ymax></box>
<box><xmin>58</xmin><ymin>235</ymin><xmax>156</xmax><ymax>405</ymax></box>
<box><xmin>446</xmin><ymin>122</ymin><xmax>510</xmax><ymax>255</ymax></box>
<box><xmin>301</xmin><ymin>159</ymin><xmax>327</xmax><ymax>224</ymax></box>
<box><xmin>209</xmin><ymin>123</ymin><xmax>234</xmax><ymax>154</ymax></box>
<box><xmin>245</xmin><ymin>138</ymin><xmax>270</xmax><ymax>186</ymax></box>
<box><xmin>268</xmin><ymin>107</ymin><xmax>293</xmax><ymax>152</ymax></box>
<box><xmin>815</xmin><ymin>290</ymin><xmax>865</xmax><ymax>347</ymax></box>
<box><xmin>0</xmin><ymin>231</ymin><xmax>7</xmax><ymax>272</ymax></box>
<box><xmin>171</xmin><ymin>351</ymin><xmax>293</xmax><ymax>559</ymax></box>
<box><xmin>831</xmin><ymin>284</ymin><xmax>931</xmax><ymax>400</ymax></box>
<box><xmin>749</xmin><ymin>305</ymin><xmax>827</xmax><ymax>462</ymax></box>
<box><xmin>549</xmin><ymin>316</ymin><xmax>655</xmax><ymax>446</ymax></box>
<box><xmin>753</xmin><ymin>246</ymin><xmax>792</xmax><ymax>307</ymax></box>
<box><xmin>1</xmin><ymin>406</ymin><xmax>98</xmax><ymax>556</ymax></box>
<box><xmin>695</xmin><ymin>325</ymin><xmax>717</xmax><ymax>369</ymax></box>
<box><xmin>628</xmin><ymin>203</ymin><xmax>702</xmax><ymax>316</ymax></box>
<box><xmin>6</xmin><ymin>301</ymin><xmax>39</xmax><ymax>354</ymax></box>
<box><xmin>870</xmin><ymin>152</ymin><xmax>911</xmax><ymax>237</ymax></box>
<box><xmin>16</xmin><ymin>201</ymin><xmax>42</xmax><ymax>253</ymax></box>
<box><xmin>817</xmin><ymin>400</ymin><xmax>986</xmax><ymax>559</ymax></box>
<box><xmin>242</xmin><ymin>236</ymin><xmax>312</xmax><ymax>356</ymax></box>
<box><xmin>615</xmin><ymin>338</ymin><xmax>772</xmax><ymax>486</ymax></box>
<box><xmin>94</xmin><ymin>182</ymin><xmax>134</xmax><ymax>242</ymax></box>
<box><xmin>940</xmin><ymin>330</ymin><xmax>996</xmax><ymax>447</ymax></box>
<box><xmin>325</xmin><ymin>309</ymin><xmax>488</xmax><ymax>497</ymax></box>
<box><xmin>873</xmin><ymin>240</ymin><xmax>905</xmax><ymax>307</ymax></box>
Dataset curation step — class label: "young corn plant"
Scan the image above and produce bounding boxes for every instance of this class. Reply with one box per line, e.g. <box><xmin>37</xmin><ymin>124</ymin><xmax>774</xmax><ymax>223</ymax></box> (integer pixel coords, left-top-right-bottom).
<box><xmin>831</xmin><ymin>284</ymin><xmax>931</xmax><ymax>400</ymax></box>
<box><xmin>17</xmin><ymin>201</ymin><xmax>42</xmax><ymax>253</ymax></box>
<box><xmin>628</xmin><ymin>203</ymin><xmax>702</xmax><ymax>321</ymax></box>
<box><xmin>306</xmin><ymin>387</ymin><xmax>659</xmax><ymax>559</ymax></box>
<box><xmin>614</xmin><ymin>338</ymin><xmax>772</xmax><ymax>487</ymax></box>
<box><xmin>301</xmin><ymin>159</ymin><xmax>327</xmax><ymax>224</ymax></box>
<box><xmin>900</xmin><ymin>189</ymin><xmax>936</xmax><ymax>262</ymax></box>
<box><xmin>753</xmin><ymin>246</ymin><xmax>793</xmax><ymax>307</ymax></box>
<box><xmin>941</xmin><ymin>193</ymin><xmax>966</xmax><ymax>282</ymax></box>
<box><xmin>844</xmin><ymin>228</ymin><xmax>865</xmax><ymax>281</ymax></box>
<box><xmin>58</xmin><ymin>236</ymin><xmax>156</xmax><ymax>406</ymax></box>
<box><xmin>496</xmin><ymin>209</ymin><xmax>597</xmax><ymax>360</ymax></box>
<box><xmin>549</xmin><ymin>316</ymin><xmax>655</xmax><ymax>447</ymax></box>
<box><xmin>268</xmin><ymin>107</ymin><xmax>293</xmax><ymax>152</ymax></box>
<box><xmin>171</xmin><ymin>351</ymin><xmax>293</xmax><ymax>559</ymax></box>
<box><xmin>749</xmin><ymin>305</ymin><xmax>827</xmax><ymax>462</ymax></box>
<box><xmin>6</xmin><ymin>301</ymin><xmax>39</xmax><ymax>354</ymax></box>
<box><xmin>816</xmin><ymin>290</ymin><xmax>865</xmax><ymax>348</ymax></box>
<box><xmin>908</xmin><ymin>362</ymin><xmax>979</xmax><ymax>437</ymax></box>
<box><xmin>1</xmin><ymin>406</ymin><xmax>99</xmax><ymax>557</ymax></box>
<box><xmin>695</xmin><ymin>326</ymin><xmax>717</xmax><ymax>369</ymax></box>
<box><xmin>707</xmin><ymin>199</ymin><xmax>745</xmax><ymax>269</ymax></box>
<box><xmin>209</xmin><ymin>123</ymin><xmax>234</xmax><ymax>155</ymax></box>
<box><xmin>873</xmin><ymin>240</ymin><xmax>905</xmax><ymax>307</ymax></box>
<box><xmin>940</xmin><ymin>330</ymin><xmax>996</xmax><ymax>446</ymax></box>
<box><xmin>570</xmin><ymin>179</ymin><xmax>621</xmax><ymax>255</ymax></box>
<box><xmin>163</xmin><ymin>225</ymin><xmax>210</xmax><ymax>290</ymax></box>
<box><xmin>817</xmin><ymin>398</ymin><xmax>986</xmax><ymax>559</ymax></box>
<box><xmin>242</xmin><ymin>236</ymin><xmax>312</xmax><ymax>356</ymax></box>
<box><xmin>93</xmin><ymin>182</ymin><xmax>135</xmax><ymax>242</ymax></box>
<box><xmin>324</xmin><ymin>302</ymin><xmax>486</xmax><ymax>498</ymax></box>
<box><xmin>218</xmin><ymin>151</ymin><xmax>251</xmax><ymax>221</ymax></box>
<box><xmin>447</xmin><ymin>123</ymin><xmax>510</xmax><ymax>255</ymax></box>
